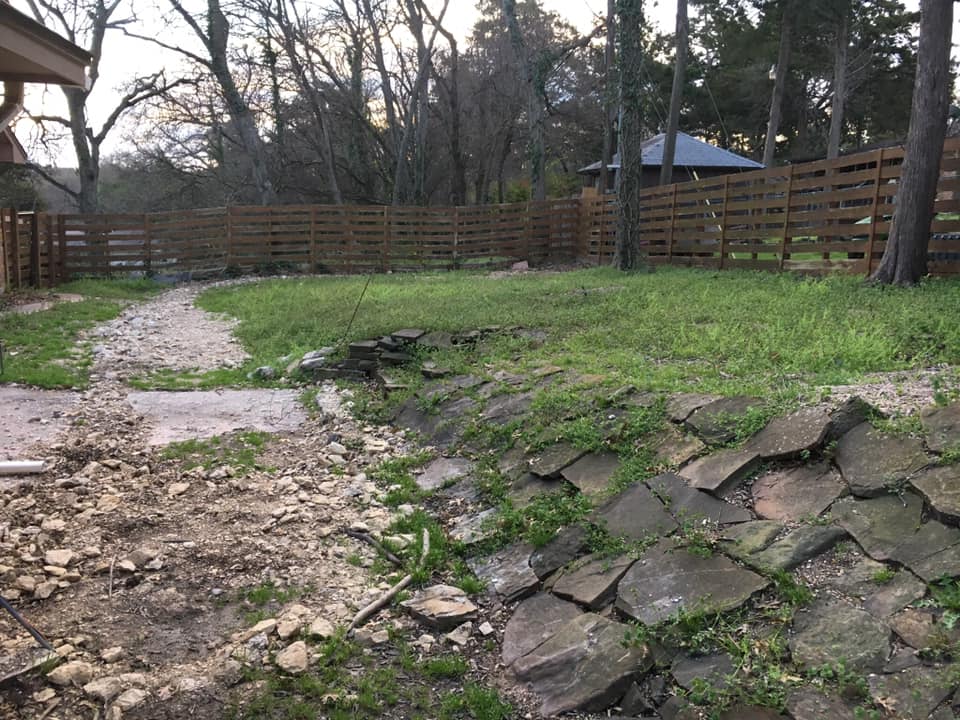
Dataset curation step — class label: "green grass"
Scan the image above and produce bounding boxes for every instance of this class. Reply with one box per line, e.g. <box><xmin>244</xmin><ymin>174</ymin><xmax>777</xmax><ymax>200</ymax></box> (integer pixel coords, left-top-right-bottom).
<box><xmin>190</xmin><ymin>267</ymin><xmax>960</xmax><ymax>403</ymax></box>
<box><xmin>160</xmin><ymin>430</ymin><xmax>271</xmax><ymax>475</ymax></box>
<box><xmin>0</xmin><ymin>278</ymin><xmax>161</xmax><ymax>387</ymax></box>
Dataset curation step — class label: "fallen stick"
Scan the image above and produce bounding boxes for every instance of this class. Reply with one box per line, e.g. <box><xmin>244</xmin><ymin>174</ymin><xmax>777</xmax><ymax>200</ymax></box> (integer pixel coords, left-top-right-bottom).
<box><xmin>344</xmin><ymin>529</ymin><xmax>403</xmax><ymax>567</ymax></box>
<box><xmin>347</xmin><ymin>528</ymin><xmax>429</xmax><ymax>634</ymax></box>
<box><xmin>0</xmin><ymin>461</ymin><xmax>45</xmax><ymax>476</ymax></box>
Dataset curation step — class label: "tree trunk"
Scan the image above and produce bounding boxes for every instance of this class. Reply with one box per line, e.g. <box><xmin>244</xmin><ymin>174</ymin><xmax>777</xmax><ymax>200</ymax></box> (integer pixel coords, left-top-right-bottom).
<box><xmin>827</xmin><ymin>4</ymin><xmax>849</xmax><ymax>160</ymax></box>
<box><xmin>762</xmin><ymin>0</ymin><xmax>796</xmax><ymax>168</ymax></box>
<box><xmin>65</xmin><ymin>88</ymin><xmax>99</xmax><ymax>213</ymax></box>
<box><xmin>614</xmin><ymin>0</ymin><xmax>644</xmax><ymax>270</ymax></box>
<box><xmin>870</xmin><ymin>0</ymin><xmax>953</xmax><ymax>286</ymax></box>
<box><xmin>660</xmin><ymin>0</ymin><xmax>688</xmax><ymax>186</ymax></box>
<box><xmin>599</xmin><ymin>0</ymin><xmax>616</xmax><ymax>194</ymax></box>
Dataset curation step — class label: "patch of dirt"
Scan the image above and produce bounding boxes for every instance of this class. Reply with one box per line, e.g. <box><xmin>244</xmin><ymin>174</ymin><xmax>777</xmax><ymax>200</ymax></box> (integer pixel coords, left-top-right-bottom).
<box><xmin>824</xmin><ymin>364</ymin><xmax>959</xmax><ymax>417</ymax></box>
<box><xmin>127</xmin><ymin>389</ymin><xmax>307</xmax><ymax>445</ymax></box>
<box><xmin>0</xmin><ymin>387</ymin><xmax>78</xmax><ymax>460</ymax></box>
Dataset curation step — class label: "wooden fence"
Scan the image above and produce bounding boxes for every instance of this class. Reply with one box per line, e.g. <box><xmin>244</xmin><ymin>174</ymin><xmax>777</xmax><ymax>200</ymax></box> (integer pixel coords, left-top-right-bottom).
<box><xmin>582</xmin><ymin>136</ymin><xmax>960</xmax><ymax>276</ymax></box>
<box><xmin>3</xmin><ymin>138</ymin><xmax>960</xmax><ymax>291</ymax></box>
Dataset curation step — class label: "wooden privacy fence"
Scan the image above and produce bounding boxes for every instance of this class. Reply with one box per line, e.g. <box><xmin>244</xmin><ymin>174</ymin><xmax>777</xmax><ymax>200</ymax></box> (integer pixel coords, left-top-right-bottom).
<box><xmin>0</xmin><ymin>199</ymin><xmax>581</xmax><ymax>288</ymax></box>
<box><xmin>582</xmin><ymin>136</ymin><xmax>960</xmax><ymax>276</ymax></box>
<box><xmin>4</xmin><ymin>138</ymin><xmax>960</xmax><ymax>290</ymax></box>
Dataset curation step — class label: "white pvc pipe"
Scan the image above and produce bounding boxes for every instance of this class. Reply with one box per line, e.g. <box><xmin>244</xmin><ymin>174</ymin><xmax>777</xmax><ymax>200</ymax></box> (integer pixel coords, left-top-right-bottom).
<box><xmin>0</xmin><ymin>461</ymin><xmax>45</xmax><ymax>475</ymax></box>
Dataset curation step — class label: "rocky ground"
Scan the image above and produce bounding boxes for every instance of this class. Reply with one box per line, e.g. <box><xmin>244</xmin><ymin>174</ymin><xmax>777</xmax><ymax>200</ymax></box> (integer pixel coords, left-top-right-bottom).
<box><xmin>3</xmin><ymin>281</ymin><xmax>960</xmax><ymax>720</ymax></box>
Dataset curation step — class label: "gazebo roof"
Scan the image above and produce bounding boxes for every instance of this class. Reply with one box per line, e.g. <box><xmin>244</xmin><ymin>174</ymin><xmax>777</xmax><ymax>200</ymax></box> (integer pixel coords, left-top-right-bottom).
<box><xmin>578</xmin><ymin>132</ymin><xmax>764</xmax><ymax>174</ymax></box>
<box><xmin>0</xmin><ymin>3</ymin><xmax>91</xmax><ymax>87</ymax></box>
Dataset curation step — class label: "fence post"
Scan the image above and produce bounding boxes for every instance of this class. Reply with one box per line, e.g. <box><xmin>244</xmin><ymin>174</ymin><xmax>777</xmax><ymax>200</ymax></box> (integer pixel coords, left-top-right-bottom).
<box><xmin>667</xmin><ymin>184</ymin><xmax>678</xmax><ymax>263</ymax></box>
<box><xmin>309</xmin><ymin>206</ymin><xmax>318</xmax><ymax>273</ymax></box>
<box><xmin>10</xmin><ymin>211</ymin><xmax>21</xmax><ymax>290</ymax></box>
<box><xmin>778</xmin><ymin>165</ymin><xmax>795</xmax><ymax>271</ymax></box>
<box><xmin>524</xmin><ymin>200</ymin><xmax>532</xmax><ymax>261</ymax></box>
<box><xmin>718</xmin><ymin>177</ymin><xmax>731</xmax><ymax>269</ymax></box>
<box><xmin>382</xmin><ymin>206</ymin><xmax>391</xmax><ymax>273</ymax></box>
<box><xmin>0</xmin><ymin>209</ymin><xmax>8</xmax><ymax>292</ymax></box>
<box><xmin>225</xmin><ymin>206</ymin><xmax>235</xmax><ymax>269</ymax></box>
<box><xmin>57</xmin><ymin>215</ymin><xmax>67</xmax><ymax>283</ymax></box>
<box><xmin>44</xmin><ymin>215</ymin><xmax>54</xmax><ymax>287</ymax></box>
<box><xmin>865</xmin><ymin>147</ymin><xmax>886</xmax><ymax>276</ymax></box>
<box><xmin>452</xmin><ymin>206</ymin><xmax>460</xmax><ymax>270</ymax></box>
<box><xmin>26</xmin><ymin>213</ymin><xmax>39</xmax><ymax>287</ymax></box>
<box><xmin>143</xmin><ymin>214</ymin><xmax>152</xmax><ymax>276</ymax></box>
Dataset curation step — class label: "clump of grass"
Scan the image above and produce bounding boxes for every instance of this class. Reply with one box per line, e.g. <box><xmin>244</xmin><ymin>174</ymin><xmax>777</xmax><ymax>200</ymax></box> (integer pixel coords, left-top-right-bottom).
<box><xmin>160</xmin><ymin>430</ymin><xmax>270</xmax><ymax>475</ymax></box>
<box><xmin>438</xmin><ymin>683</ymin><xmax>513</xmax><ymax>720</ymax></box>
<box><xmin>495</xmin><ymin>490</ymin><xmax>593</xmax><ymax>548</ymax></box>
<box><xmin>370</xmin><ymin>451</ymin><xmax>433</xmax><ymax>507</ymax></box>
<box><xmin>419</xmin><ymin>655</ymin><xmax>469</xmax><ymax>680</ymax></box>
<box><xmin>871</xmin><ymin>567</ymin><xmax>896</xmax><ymax>584</ymax></box>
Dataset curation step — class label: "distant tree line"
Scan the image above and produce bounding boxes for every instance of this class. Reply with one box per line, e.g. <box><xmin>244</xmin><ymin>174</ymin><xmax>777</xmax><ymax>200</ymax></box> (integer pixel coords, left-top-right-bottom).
<box><xmin>6</xmin><ymin>0</ymin><xmax>927</xmax><ymax>215</ymax></box>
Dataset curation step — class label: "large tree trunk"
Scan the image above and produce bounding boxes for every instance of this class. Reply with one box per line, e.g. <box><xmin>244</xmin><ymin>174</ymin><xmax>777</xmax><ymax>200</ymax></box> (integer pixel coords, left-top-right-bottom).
<box><xmin>870</xmin><ymin>0</ymin><xmax>953</xmax><ymax>286</ymax></box>
<box><xmin>660</xmin><ymin>0</ymin><xmax>688</xmax><ymax>186</ymax></box>
<box><xmin>65</xmin><ymin>88</ymin><xmax>99</xmax><ymax>213</ymax></box>
<box><xmin>762</xmin><ymin>0</ymin><xmax>796</xmax><ymax>167</ymax></box>
<box><xmin>827</xmin><ymin>4</ymin><xmax>850</xmax><ymax>160</ymax></box>
<box><xmin>614</xmin><ymin>0</ymin><xmax>644</xmax><ymax>270</ymax></box>
<box><xmin>599</xmin><ymin>0</ymin><xmax>616</xmax><ymax>194</ymax></box>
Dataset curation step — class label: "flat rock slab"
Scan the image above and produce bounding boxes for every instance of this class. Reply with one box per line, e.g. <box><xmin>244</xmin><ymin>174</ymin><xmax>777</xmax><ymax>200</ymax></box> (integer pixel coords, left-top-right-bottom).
<box><xmin>0</xmin><ymin>387</ymin><xmax>78</xmax><ymax>459</ymax></box>
<box><xmin>834</xmin><ymin>422</ymin><xmax>929</xmax><ymax>497</ymax></box>
<box><xmin>415</xmin><ymin>457</ymin><xmax>474</xmax><ymax>491</ymax></box>
<box><xmin>420</xmin><ymin>374</ymin><xmax>486</xmax><ymax>402</ymax></box>
<box><xmin>785</xmin><ymin>689</ymin><xmax>856</xmax><ymax>720</ymax></box>
<box><xmin>718</xmin><ymin>521</ymin><xmax>783</xmax><ymax>563</ymax></box>
<box><xmin>480</xmin><ymin>392</ymin><xmax>534</xmax><ymax>424</ymax></box>
<box><xmin>666</xmin><ymin>393</ymin><xmax>722</xmax><ymax>423</ymax></box>
<box><xmin>508</xmin><ymin>473</ymin><xmax>560</xmax><ymax>509</ymax></box>
<box><xmin>127</xmin><ymin>390</ymin><xmax>306</xmax><ymax>445</ymax></box>
<box><xmin>718</xmin><ymin>707</ymin><xmax>788</xmax><ymax>720</ymax></box>
<box><xmin>400</xmin><ymin>584</ymin><xmax>478</xmax><ymax>630</ymax></box>
<box><xmin>593</xmin><ymin>482</ymin><xmax>679</xmax><ymax>540</ymax></box>
<box><xmin>910</xmin><ymin>464</ymin><xmax>960</xmax><ymax>522</ymax></box>
<box><xmin>679</xmin><ymin>449</ymin><xmax>761</xmax><ymax>495</ymax></box>
<box><xmin>751</xmin><ymin>462</ymin><xmax>846</xmax><ymax>522</ymax></box>
<box><xmin>789</xmin><ymin>602</ymin><xmax>890</xmax><ymax>672</ymax></box>
<box><xmin>745</xmin><ymin>407</ymin><xmax>832</xmax><ymax>460</ymax></box>
<box><xmin>868</xmin><ymin>665</ymin><xmax>957</xmax><ymax>719</ymax></box>
<box><xmin>501</xmin><ymin>593</ymin><xmax>582</xmax><ymax>667</ymax></box>
<box><xmin>616</xmin><ymin>539</ymin><xmax>769</xmax><ymax>626</ymax></box>
<box><xmin>449</xmin><ymin>508</ymin><xmax>498</xmax><ymax>545</ymax></box>
<box><xmin>529</xmin><ymin>525</ymin><xmax>590</xmax><ymax>579</ymax></box>
<box><xmin>647</xmin><ymin>472</ymin><xmax>752</xmax><ymax>525</ymax></box>
<box><xmin>552</xmin><ymin>553</ymin><xmax>634</xmax><ymax>609</ymax></box>
<box><xmin>747</xmin><ymin>525</ymin><xmax>846</xmax><ymax>571</ymax></box>
<box><xmin>468</xmin><ymin>543</ymin><xmax>539</xmax><ymax>603</ymax></box>
<box><xmin>561</xmin><ymin>452</ymin><xmax>620</xmax><ymax>497</ymax></box>
<box><xmin>833</xmin><ymin>494</ymin><xmax>960</xmax><ymax>582</ymax></box>
<box><xmin>528</xmin><ymin>443</ymin><xmax>587</xmax><ymax>479</ymax></box>
<box><xmin>685</xmin><ymin>396</ymin><xmax>764</xmax><ymax>445</ymax></box>
<box><xmin>512</xmin><ymin>613</ymin><xmax>652</xmax><ymax>716</ymax></box>
<box><xmin>825</xmin><ymin>556</ymin><xmax>927</xmax><ymax>618</ymax></box>
<box><xmin>650</xmin><ymin>426</ymin><xmax>706</xmax><ymax>467</ymax></box>
<box><xmin>921</xmin><ymin>401</ymin><xmax>960</xmax><ymax>453</ymax></box>
<box><xmin>671</xmin><ymin>653</ymin><xmax>734</xmax><ymax>691</ymax></box>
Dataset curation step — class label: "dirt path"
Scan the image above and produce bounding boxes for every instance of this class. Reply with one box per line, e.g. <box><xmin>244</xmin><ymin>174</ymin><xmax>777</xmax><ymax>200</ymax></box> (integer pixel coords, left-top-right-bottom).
<box><xmin>0</xmin><ymin>285</ymin><xmax>416</xmax><ymax>720</ymax></box>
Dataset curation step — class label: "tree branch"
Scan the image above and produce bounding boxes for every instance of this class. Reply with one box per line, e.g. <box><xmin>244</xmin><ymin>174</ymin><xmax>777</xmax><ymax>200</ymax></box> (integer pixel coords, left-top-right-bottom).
<box><xmin>24</xmin><ymin>163</ymin><xmax>79</xmax><ymax>201</ymax></box>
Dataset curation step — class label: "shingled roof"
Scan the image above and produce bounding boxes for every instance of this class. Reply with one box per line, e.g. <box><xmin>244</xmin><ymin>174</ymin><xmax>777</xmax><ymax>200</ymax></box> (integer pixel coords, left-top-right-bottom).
<box><xmin>578</xmin><ymin>132</ymin><xmax>764</xmax><ymax>174</ymax></box>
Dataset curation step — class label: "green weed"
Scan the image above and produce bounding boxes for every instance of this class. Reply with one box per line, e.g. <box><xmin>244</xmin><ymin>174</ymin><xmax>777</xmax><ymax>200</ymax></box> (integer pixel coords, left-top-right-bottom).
<box><xmin>160</xmin><ymin>430</ymin><xmax>270</xmax><ymax>475</ymax></box>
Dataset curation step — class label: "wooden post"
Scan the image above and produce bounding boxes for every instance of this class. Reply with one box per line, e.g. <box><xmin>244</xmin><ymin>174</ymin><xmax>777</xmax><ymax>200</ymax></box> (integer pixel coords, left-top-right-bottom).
<box><xmin>865</xmin><ymin>147</ymin><xmax>886</xmax><ymax>276</ymax></box>
<box><xmin>143</xmin><ymin>214</ymin><xmax>153</xmax><ymax>276</ymax></box>
<box><xmin>45</xmin><ymin>215</ymin><xmax>55</xmax><ymax>287</ymax></box>
<box><xmin>10</xmin><ymin>211</ymin><xmax>21</xmax><ymax>290</ymax></box>
<box><xmin>667</xmin><ymin>184</ymin><xmax>678</xmax><ymax>263</ymax></box>
<box><xmin>383</xmin><ymin>206</ymin><xmax>391</xmax><ymax>273</ymax></box>
<box><xmin>597</xmin><ymin>198</ymin><xmax>605</xmax><ymax>266</ymax></box>
<box><xmin>452</xmin><ymin>206</ymin><xmax>460</xmax><ymax>270</ymax></box>
<box><xmin>778</xmin><ymin>165</ymin><xmax>796</xmax><ymax>271</ymax></box>
<box><xmin>718</xmin><ymin>176</ymin><xmax>731</xmax><ymax>269</ymax></box>
<box><xmin>29</xmin><ymin>213</ymin><xmax>40</xmax><ymax>287</ymax></box>
<box><xmin>309</xmin><ymin>206</ymin><xmax>318</xmax><ymax>273</ymax></box>
<box><xmin>524</xmin><ymin>201</ymin><xmax>532</xmax><ymax>261</ymax></box>
<box><xmin>0</xmin><ymin>209</ymin><xmax>8</xmax><ymax>292</ymax></box>
<box><xmin>225</xmin><ymin>206</ymin><xmax>235</xmax><ymax>269</ymax></box>
<box><xmin>57</xmin><ymin>215</ymin><xmax>67</xmax><ymax>283</ymax></box>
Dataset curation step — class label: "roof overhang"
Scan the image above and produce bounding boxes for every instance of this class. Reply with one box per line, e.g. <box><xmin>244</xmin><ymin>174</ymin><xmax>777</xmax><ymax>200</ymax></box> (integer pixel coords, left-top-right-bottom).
<box><xmin>0</xmin><ymin>4</ymin><xmax>91</xmax><ymax>87</ymax></box>
<box><xmin>0</xmin><ymin>127</ymin><xmax>27</xmax><ymax>164</ymax></box>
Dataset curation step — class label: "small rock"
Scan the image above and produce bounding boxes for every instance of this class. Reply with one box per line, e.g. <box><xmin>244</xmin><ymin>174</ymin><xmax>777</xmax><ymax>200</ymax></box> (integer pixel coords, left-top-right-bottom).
<box><xmin>478</xmin><ymin>622</ymin><xmax>495</xmax><ymax>636</ymax></box>
<box><xmin>83</xmin><ymin>676</ymin><xmax>123</xmax><ymax>703</ymax></box>
<box><xmin>446</xmin><ymin>622</ymin><xmax>473</xmax><ymax>646</ymax></box>
<box><xmin>44</xmin><ymin>549</ymin><xmax>75</xmax><ymax>567</ymax></box>
<box><xmin>308</xmin><ymin>617</ymin><xmax>336</xmax><ymax>639</ymax></box>
<box><xmin>100</xmin><ymin>647</ymin><xmax>124</xmax><ymax>663</ymax></box>
<box><xmin>47</xmin><ymin>660</ymin><xmax>94</xmax><ymax>687</ymax></box>
<box><xmin>114</xmin><ymin>688</ymin><xmax>148</xmax><ymax>711</ymax></box>
<box><xmin>167</xmin><ymin>482</ymin><xmax>190</xmax><ymax>497</ymax></box>
<box><xmin>33</xmin><ymin>688</ymin><xmax>57</xmax><ymax>703</ymax></box>
<box><xmin>34</xmin><ymin>580</ymin><xmax>58</xmax><ymax>599</ymax></box>
<box><xmin>400</xmin><ymin>584</ymin><xmax>478</xmax><ymax>630</ymax></box>
<box><xmin>249</xmin><ymin>366</ymin><xmax>277</xmax><ymax>381</ymax></box>
<box><xmin>275</xmin><ymin>641</ymin><xmax>309</xmax><ymax>674</ymax></box>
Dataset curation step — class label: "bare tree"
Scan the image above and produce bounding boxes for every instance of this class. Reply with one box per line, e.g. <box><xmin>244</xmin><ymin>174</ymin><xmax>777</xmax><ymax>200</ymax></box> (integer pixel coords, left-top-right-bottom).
<box><xmin>762</xmin><ymin>0</ymin><xmax>796</xmax><ymax>167</ymax></box>
<box><xmin>614</xmin><ymin>0</ymin><xmax>644</xmax><ymax>270</ymax></box>
<box><xmin>870</xmin><ymin>0</ymin><xmax>954</xmax><ymax>286</ymax></box>
<box><xmin>599</xmin><ymin>0</ymin><xmax>616</xmax><ymax>194</ymax></box>
<box><xmin>827</xmin><ymin>0</ymin><xmax>850</xmax><ymax>159</ymax></box>
<box><xmin>660</xmin><ymin>0</ymin><xmax>689</xmax><ymax>186</ymax></box>
<box><xmin>25</xmin><ymin>0</ymin><xmax>180</xmax><ymax>212</ymax></box>
<box><xmin>127</xmin><ymin>0</ymin><xmax>278</xmax><ymax>205</ymax></box>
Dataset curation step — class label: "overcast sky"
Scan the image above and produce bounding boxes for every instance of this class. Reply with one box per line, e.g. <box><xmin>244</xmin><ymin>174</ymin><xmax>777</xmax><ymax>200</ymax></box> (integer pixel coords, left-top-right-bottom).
<box><xmin>9</xmin><ymin>0</ymin><xmax>946</xmax><ymax>168</ymax></box>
